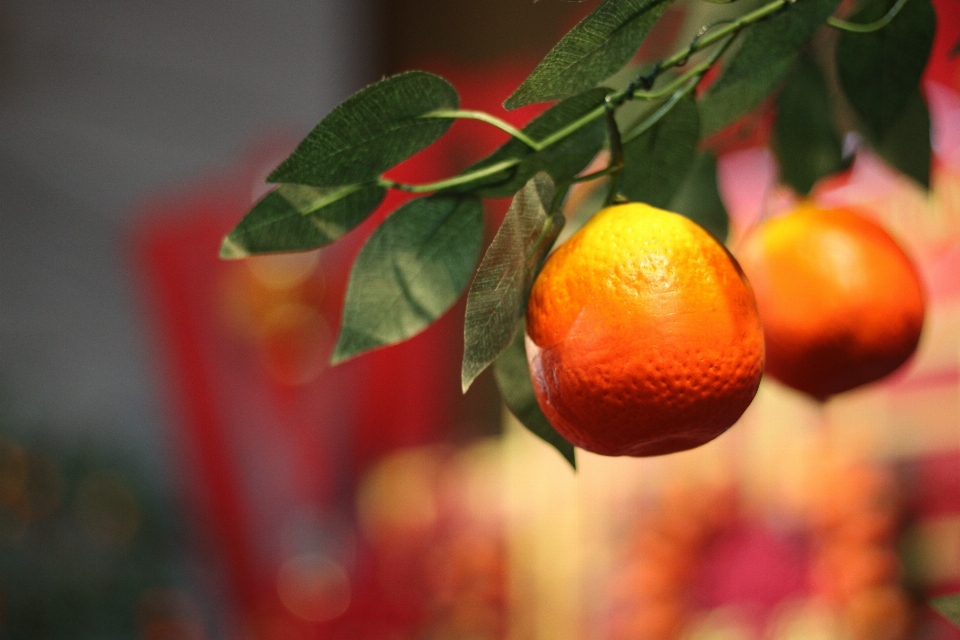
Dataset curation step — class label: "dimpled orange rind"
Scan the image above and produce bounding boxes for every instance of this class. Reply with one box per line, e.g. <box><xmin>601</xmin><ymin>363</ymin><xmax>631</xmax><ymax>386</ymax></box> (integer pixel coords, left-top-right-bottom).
<box><xmin>525</xmin><ymin>202</ymin><xmax>765</xmax><ymax>457</ymax></box>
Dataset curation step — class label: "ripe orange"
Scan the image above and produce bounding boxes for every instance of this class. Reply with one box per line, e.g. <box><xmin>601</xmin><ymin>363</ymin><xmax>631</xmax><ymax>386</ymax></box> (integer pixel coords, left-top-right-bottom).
<box><xmin>525</xmin><ymin>203</ymin><xmax>765</xmax><ymax>457</ymax></box>
<box><xmin>737</xmin><ymin>203</ymin><xmax>925</xmax><ymax>400</ymax></box>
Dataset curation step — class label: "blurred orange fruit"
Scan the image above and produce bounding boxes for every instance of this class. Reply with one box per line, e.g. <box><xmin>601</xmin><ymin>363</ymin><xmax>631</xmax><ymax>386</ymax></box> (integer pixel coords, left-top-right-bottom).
<box><xmin>737</xmin><ymin>204</ymin><xmax>925</xmax><ymax>399</ymax></box>
<box><xmin>525</xmin><ymin>203</ymin><xmax>764</xmax><ymax>457</ymax></box>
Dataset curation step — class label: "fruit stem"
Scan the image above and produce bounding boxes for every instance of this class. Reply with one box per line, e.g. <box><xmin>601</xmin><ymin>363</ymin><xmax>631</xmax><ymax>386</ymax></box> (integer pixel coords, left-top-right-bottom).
<box><xmin>603</xmin><ymin>97</ymin><xmax>625</xmax><ymax>206</ymax></box>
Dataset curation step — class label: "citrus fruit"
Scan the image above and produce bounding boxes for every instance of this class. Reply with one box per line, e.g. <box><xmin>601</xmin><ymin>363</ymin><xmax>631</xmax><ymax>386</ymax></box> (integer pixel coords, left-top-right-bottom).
<box><xmin>525</xmin><ymin>202</ymin><xmax>765</xmax><ymax>457</ymax></box>
<box><xmin>737</xmin><ymin>203</ymin><xmax>925</xmax><ymax>400</ymax></box>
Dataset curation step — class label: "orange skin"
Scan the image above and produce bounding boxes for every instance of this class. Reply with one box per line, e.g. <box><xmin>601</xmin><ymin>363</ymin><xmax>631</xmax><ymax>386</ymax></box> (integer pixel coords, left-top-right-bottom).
<box><xmin>526</xmin><ymin>203</ymin><xmax>764</xmax><ymax>457</ymax></box>
<box><xmin>737</xmin><ymin>204</ymin><xmax>925</xmax><ymax>400</ymax></box>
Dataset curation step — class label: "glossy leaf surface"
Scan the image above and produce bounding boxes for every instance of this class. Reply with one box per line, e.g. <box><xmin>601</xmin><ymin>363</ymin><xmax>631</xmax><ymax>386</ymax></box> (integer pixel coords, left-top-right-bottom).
<box><xmin>773</xmin><ymin>54</ymin><xmax>846</xmax><ymax>195</ymax></box>
<box><xmin>494</xmin><ymin>328</ymin><xmax>577</xmax><ymax>469</ymax></box>
<box><xmin>333</xmin><ymin>195</ymin><xmax>484</xmax><ymax>363</ymax></box>
<box><xmin>504</xmin><ymin>0</ymin><xmax>673</xmax><ymax>109</ymax></box>
<box><xmin>269</xmin><ymin>71</ymin><xmax>459</xmax><ymax>186</ymax></box>
<box><xmin>668</xmin><ymin>152</ymin><xmax>729</xmax><ymax>241</ymax></box>
<box><xmin>837</xmin><ymin>0</ymin><xmax>936</xmax><ymax>143</ymax></box>
<box><xmin>875</xmin><ymin>88</ymin><xmax>931</xmax><ymax>188</ymax></box>
<box><xmin>620</xmin><ymin>92</ymin><xmax>700</xmax><ymax>207</ymax></box>
<box><xmin>220</xmin><ymin>184</ymin><xmax>386</xmax><ymax>258</ymax></box>
<box><xmin>699</xmin><ymin>0</ymin><xmax>840</xmax><ymax>136</ymax></box>
<box><xmin>462</xmin><ymin>174</ymin><xmax>564</xmax><ymax>391</ymax></box>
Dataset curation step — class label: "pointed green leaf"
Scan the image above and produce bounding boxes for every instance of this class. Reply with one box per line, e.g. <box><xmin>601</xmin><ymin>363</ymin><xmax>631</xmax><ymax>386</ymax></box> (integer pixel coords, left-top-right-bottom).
<box><xmin>932</xmin><ymin>593</ymin><xmax>960</xmax><ymax>628</ymax></box>
<box><xmin>462</xmin><ymin>174</ymin><xmax>564</xmax><ymax>391</ymax></box>
<box><xmin>332</xmin><ymin>195</ymin><xmax>484</xmax><ymax>363</ymax></box>
<box><xmin>773</xmin><ymin>53</ymin><xmax>847</xmax><ymax>195</ymax></box>
<box><xmin>457</xmin><ymin>88</ymin><xmax>609</xmax><ymax>199</ymax></box>
<box><xmin>836</xmin><ymin>0</ymin><xmax>936</xmax><ymax>143</ymax></box>
<box><xmin>668</xmin><ymin>152</ymin><xmax>729</xmax><ymax>241</ymax></box>
<box><xmin>494</xmin><ymin>327</ymin><xmax>577</xmax><ymax>469</ymax></box>
<box><xmin>220</xmin><ymin>183</ymin><xmax>386</xmax><ymax>258</ymax></box>
<box><xmin>620</xmin><ymin>92</ymin><xmax>700</xmax><ymax>207</ymax></box>
<box><xmin>504</xmin><ymin>0</ymin><xmax>674</xmax><ymax>109</ymax></box>
<box><xmin>268</xmin><ymin>71</ymin><xmax>459</xmax><ymax>187</ymax></box>
<box><xmin>875</xmin><ymin>88</ymin><xmax>931</xmax><ymax>188</ymax></box>
<box><xmin>699</xmin><ymin>0</ymin><xmax>841</xmax><ymax>136</ymax></box>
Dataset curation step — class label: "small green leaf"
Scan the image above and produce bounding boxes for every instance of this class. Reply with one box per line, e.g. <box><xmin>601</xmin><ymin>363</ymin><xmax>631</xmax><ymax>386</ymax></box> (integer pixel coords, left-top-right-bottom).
<box><xmin>620</xmin><ymin>92</ymin><xmax>700</xmax><ymax>207</ymax></box>
<box><xmin>494</xmin><ymin>327</ymin><xmax>577</xmax><ymax>469</ymax></box>
<box><xmin>836</xmin><ymin>0</ymin><xmax>936</xmax><ymax>143</ymax></box>
<box><xmin>462</xmin><ymin>174</ymin><xmax>564</xmax><ymax>391</ymax></box>
<box><xmin>268</xmin><ymin>71</ymin><xmax>459</xmax><ymax>187</ymax></box>
<box><xmin>699</xmin><ymin>0</ymin><xmax>841</xmax><ymax>136</ymax></box>
<box><xmin>504</xmin><ymin>0</ymin><xmax>674</xmax><ymax>109</ymax></box>
<box><xmin>220</xmin><ymin>184</ymin><xmax>386</xmax><ymax>258</ymax></box>
<box><xmin>875</xmin><ymin>88</ymin><xmax>931</xmax><ymax>188</ymax></box>
<box><xmin>669</xmin><ymin>152</ymin><xmax>729</xmax><ymax>241</ymax></box>
<box><xmin>773</xmin><ymin>53</ymin><xmax>846</xmax><ymax>195</ymax></box>
<box><xmin>332</xmin><ymin>195</ymin><xmax>484</xmax><ymax>363</ymax></box>
<box><xmin>932</xmin><ymin>593</ymin><xmax>960</xmax><ymax>628</ymax></box>
<box><xmin>458</xmin><ymin>89</ymin><xmax>609</xmax><ymax>199</ymax></box>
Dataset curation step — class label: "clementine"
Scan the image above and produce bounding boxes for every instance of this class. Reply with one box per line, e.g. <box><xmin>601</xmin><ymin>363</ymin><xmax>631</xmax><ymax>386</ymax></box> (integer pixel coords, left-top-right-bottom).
<box><xmin>525</xmin><ymin>202</ymin><xmax>764</xmax><ymax>457</ymax></box>
<box><xmin>737</xmin><ymin>203</ymin><xmax>925</xmax><ymax>400</ymax></box>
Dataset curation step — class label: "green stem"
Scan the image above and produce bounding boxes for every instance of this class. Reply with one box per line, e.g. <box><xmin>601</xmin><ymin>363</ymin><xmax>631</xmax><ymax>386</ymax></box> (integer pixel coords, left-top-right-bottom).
<box><xmin>621</xmin><ymin>77</ymin><xmax>700</xmax><ymax>144</ymax></box>
<box><xmin>571</xmin><ymin>163</ymin><xmax>621</xmax><ymax>184</ymax></box>
<box><xmin>422</xmin><ymin>109</ymin><xmax>541</xmax><ymax>150</ymax></box>
<box><xmin>658</xmin><ymin>0</ymin><xmax>788</xmax><ymax>72</ymax></box>
<box><xmin>377</xmin><ymin>0</ymin><xmax>792</xmax><ymax>196</ymax></box>
<box><xmin>377</xmin><ymin>158</ymin><xmax>520</xmax><ymax>193</ymax></box>
<box><xmin>827</xmin><ymin>0</ymin><xmax>909</xmax><ymax>32</ymax></box>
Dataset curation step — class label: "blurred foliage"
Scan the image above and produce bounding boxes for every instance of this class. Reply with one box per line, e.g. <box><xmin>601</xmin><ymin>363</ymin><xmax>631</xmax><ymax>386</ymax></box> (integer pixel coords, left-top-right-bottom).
<box><xmin>0</xmin><ymin>398</ymin><xmax>198</xmax><ymax>640</ymax></box>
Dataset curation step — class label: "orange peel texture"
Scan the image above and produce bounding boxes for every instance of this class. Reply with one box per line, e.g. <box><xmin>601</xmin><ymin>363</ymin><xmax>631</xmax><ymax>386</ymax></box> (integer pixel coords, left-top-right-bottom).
<box><xmin>525</xmin><ymin>203</ymin><xmax>765</xmax><ymax>457</ymax></box>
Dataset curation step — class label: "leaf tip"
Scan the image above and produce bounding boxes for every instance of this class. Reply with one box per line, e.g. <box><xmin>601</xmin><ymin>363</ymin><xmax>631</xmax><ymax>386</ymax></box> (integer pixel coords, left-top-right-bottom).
<box><xmin>219</xmin><ymin>235</ymin><xmax>249</xmax><ymax>260</ymax></box>
<box><xmin>502</xmin><ymin>87</ymin><xmax>534</xmax><ymax>111</ymax></box>
<box><xmin>461</xmin><ymin>366</ymin><xmax>479</xmax><ymax>395</ymax></box>
<box><xmin>329</xmin><ymin>341</ymin><xmax>352</xmax><ymax>366</ymax></box>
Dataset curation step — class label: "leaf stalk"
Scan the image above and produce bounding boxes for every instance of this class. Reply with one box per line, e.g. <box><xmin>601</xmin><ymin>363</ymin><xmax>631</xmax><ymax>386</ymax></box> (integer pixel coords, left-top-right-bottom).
<box><xmin>826</xmin><ymin>0</ymin><xmax>910</xmax><ymax>32</ymax></box>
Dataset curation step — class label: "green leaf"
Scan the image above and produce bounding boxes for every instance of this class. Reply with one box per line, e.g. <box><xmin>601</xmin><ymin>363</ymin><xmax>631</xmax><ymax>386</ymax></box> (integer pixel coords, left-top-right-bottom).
<box><xmin>458</xmin><ymin>88</ymin><xmax>609</xmax><ymax>199</ymax></box>
<box><xmin>504</xmin><ymin>0</ymin><xmax>674</xmax><ymax>109</ymax></box>
<box><xmin>462</xmin><ymin>174</ymin><xmax>564</xmax><ymax>391</ymax></box>
<box><xmin>494</xmin><ymin>327</ymin><xmax>577</xmax><ymax>469</ymax></box>
<box><xmin>773</xmin><ymin>53</ymin><xmax>846</xmax><ymax>195</ymax></box>
<box><xmin>332</xmin><ymin>195</ymin><xmax>484</xmax><ymax>363</ymax></box>
<box><xmin>836</xmin><ymin>0</ymin><xmax>936</xmax><ymax>143</ymax></box>
<box><xmin>875</xmin><ymin>88</ymin><xmax>931</xmax><ymax>188</ymax></box>
<box><xmin>620</xmin><ymin>92</ymin><xmax>700</xmax><ymax>207</ymax></box>
<box><xmin>932</xmin><ymin>593</ymin><xmax>960</xmax><ymax>628</ymax></box>
<box><xmin>668</xmin><ymin>152</ymin><xmax>729</xmax><ymax>241</ymax></box>
<box><xmin>219</xmin><ymin>184</ymin><xmax>386</xmax><ymax>258</ymax></box>
<box><xmin>699</xmin><ymin>0</ymin><xmax>841</xmax><ymax>136</ymax></box>
<box><xmin>268</xmin><ymin>71</ymin><xmax>459</xmax><ymax>187</ymax></box>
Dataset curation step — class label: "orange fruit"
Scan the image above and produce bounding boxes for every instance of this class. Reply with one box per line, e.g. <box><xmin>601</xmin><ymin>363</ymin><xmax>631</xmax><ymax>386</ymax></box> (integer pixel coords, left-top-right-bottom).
<box><xmin>737</xmin><ymin>204</ymin><xmax>925</xmax><ymax>400</ymax></box>
<box><xmin>525</xmin><ymin>203</ymin><xmax>764</xmax><ymax>457</ymax></box>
